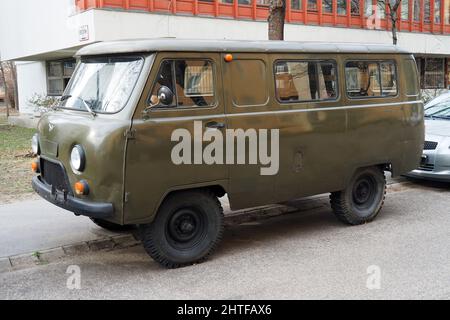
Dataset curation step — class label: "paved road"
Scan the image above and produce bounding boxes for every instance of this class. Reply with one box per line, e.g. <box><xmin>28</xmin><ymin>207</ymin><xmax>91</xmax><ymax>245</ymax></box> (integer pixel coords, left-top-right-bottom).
<box><xmin>0</xmin><ymin>199</ymin><xmax>118</xmax><ymax>258</ymax></box>
<box><xmin>1</xmin><ymin>181</ymin><xmax>449</xmax><ymax>299</ymax></box>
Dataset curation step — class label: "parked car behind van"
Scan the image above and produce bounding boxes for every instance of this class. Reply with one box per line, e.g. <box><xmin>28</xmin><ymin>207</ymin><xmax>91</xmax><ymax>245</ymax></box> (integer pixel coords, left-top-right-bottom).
<box><xmin>406</xmin><ymin>91</ymin><xmax>450</xmax><ymax>182</ymax></box>
<box><xmin>31</xmin><ymin>39</ymin><xmax>424</xmax><ymax>268</ymax></box>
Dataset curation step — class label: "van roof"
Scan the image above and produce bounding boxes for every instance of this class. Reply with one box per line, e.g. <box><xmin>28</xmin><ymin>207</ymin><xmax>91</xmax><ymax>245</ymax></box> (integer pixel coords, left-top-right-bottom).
<box><xmin>76</xmin><ymin>38</ymin><xmax>410</xmax><ymax>57</ymax></box>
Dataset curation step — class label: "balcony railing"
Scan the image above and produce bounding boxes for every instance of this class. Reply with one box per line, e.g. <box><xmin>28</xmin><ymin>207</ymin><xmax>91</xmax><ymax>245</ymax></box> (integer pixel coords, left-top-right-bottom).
<box><xmin>75</xmin><ymin>0</ymin><xmax>450</xmax><ymax>35</ymax></box>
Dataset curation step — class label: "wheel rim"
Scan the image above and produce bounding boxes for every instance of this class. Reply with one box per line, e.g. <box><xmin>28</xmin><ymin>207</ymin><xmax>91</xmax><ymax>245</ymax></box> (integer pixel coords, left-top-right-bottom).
<box><xmin>352</xmin><ymin>174</ymin><xmax>377</xmax><ymax>209</ymax></box>
<box><xmin>166</xmin><ymin>207</ymin><xmax>207</xmax><ymax>250</ymax></box>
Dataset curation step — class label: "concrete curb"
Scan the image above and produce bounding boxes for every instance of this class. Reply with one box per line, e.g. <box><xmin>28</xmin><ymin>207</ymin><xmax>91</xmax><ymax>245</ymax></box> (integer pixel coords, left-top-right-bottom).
<box><xmin>0</xmin><ymin>181</ymin><xmax>414</xmax><ymax>274</ymax></box>
<box><xmin>1</xmin><ymin>234</ymin><xmax>141</xmax><ymax>273</ymax></box>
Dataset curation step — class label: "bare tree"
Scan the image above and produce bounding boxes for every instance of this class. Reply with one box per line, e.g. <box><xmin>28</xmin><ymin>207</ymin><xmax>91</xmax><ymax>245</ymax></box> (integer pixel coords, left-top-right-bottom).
<box><xmin>0</xmin><ymin>58</ymin><xmax>18</xmax><ymax>115</ymax></box>
<box><xmin>268</xmin><ymin>0</ymin><xmax>286</xmax><ymax>40</ymax></box>
<box><xmin>379</xmin><ymin>0</ymin><xmax>402</xmax><ymax>45</ymax></box>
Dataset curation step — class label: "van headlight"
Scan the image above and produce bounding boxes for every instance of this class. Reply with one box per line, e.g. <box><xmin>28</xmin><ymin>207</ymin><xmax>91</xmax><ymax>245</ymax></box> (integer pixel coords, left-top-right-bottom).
<box><xmin>31</xmin><ymin>134</ymin><xmax>39</xmax><ymax>155</ymax></box>
<box><xmin>70</xmin><ymin>145</ymin><xmax>86</xmax><ymax>172</ymax></box>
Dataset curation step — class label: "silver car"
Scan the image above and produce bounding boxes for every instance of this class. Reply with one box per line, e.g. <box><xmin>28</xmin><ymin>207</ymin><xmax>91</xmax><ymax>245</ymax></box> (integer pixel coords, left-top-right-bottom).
<box><xmin>407</xmin><ymin>91</ymin><xmax>450</xmax><ymax>182</ymax></box>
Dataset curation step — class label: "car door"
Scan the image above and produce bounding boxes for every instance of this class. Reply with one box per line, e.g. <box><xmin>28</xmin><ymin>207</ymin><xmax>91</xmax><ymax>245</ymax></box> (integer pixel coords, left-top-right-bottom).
<box><xmin>124</xmin><ymin>53</ymin><xmax>228</xmax><ymax>224</ymax></box>
<box><xmin>222</xmin><ymin>53</ymin><xmax>278</xmax><ymax>210</ymax></box>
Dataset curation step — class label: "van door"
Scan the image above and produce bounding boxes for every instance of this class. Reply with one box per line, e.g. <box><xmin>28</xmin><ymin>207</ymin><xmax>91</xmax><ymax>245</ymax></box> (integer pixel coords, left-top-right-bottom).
<box><xmin>124</xmin><ymin>53</ymin><xmax>228</xmax><ymax>224</ymax></box>
<box><xmin>222</xmin><ymin>53</ymin><xmax>277</xmax><ymax>210</ymax></box>
<box><xmin>271</xmin><ymin>55</ymin><xmax>347</xmax><ymax>200</ymax></box>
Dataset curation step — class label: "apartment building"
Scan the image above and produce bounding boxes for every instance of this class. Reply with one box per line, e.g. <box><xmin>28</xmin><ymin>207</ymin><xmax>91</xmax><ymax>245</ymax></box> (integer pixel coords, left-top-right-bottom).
<box><xmin>0</xmin><ymin>0</ymin><xmax>448</xmax><ymax>113</ymax></box>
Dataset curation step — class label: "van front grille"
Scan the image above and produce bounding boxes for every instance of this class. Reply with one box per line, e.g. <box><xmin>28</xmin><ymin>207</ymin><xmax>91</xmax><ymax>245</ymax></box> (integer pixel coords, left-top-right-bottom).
<box><xmin>40</xmin><ymin>159</ymin><xmax>70</xmax><ymax>193</ymax></box>
<box><xmin>424</xmin><ymin>141</ymin><xmax>438</xmax><ymax>150</ymax></box>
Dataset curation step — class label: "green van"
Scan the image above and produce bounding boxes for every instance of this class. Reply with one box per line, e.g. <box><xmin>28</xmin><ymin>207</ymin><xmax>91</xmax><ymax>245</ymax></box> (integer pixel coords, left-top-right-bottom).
<box><xmin>31</xmin><ymin>39</ymin><xmax>424</xmax><ymax>268</ymax></box>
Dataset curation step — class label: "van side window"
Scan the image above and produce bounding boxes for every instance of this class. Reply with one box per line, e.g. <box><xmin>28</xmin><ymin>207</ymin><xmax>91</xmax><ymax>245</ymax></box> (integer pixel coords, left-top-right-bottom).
<box><xmin>274</xmin><ymin>60</ymin><xmax>337</xmax><ymax>102</ymax></box>
<box><xmin>150</xmin><ymin>59</ymin><xmax>215</xmax><ymax>108</ymax></box>
<box><xmin>231</xmin><ymin>59</ymin><xmax>268</xmax><ymax>107</ymax></box>
<box><xmin>345</xmin><ymin>61</ymin><xmax>398</xmax><ymax>98</ymax></box>
<box><xmin>380</xmin><ymin>62</ymin><xmax>397</xmax><ymax>96</ymax></box>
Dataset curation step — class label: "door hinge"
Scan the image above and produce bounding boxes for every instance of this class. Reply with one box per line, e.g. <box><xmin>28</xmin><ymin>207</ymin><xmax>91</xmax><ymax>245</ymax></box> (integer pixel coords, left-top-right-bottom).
<box><xmin>124</xmin><ymin>192</ymin><xmax>131</xmax><ymax>203</ymax></box>
<box><xmin>124</xmin><ymin>128</ymin><xmax>136</xmax><ymax>140</ymax></box>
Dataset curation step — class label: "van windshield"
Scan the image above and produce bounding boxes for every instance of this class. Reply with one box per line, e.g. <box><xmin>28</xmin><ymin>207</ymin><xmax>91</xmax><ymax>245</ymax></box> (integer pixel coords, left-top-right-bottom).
<box><xmin>60</xmin><ymin>56</ymin><xmax>144</xmax><ymax>114</ymax></box>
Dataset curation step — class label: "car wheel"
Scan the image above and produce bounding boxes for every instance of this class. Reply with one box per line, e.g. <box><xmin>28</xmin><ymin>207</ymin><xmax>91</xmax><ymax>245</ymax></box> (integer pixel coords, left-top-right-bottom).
<box><xmin>140</xmin><ymin>189</ymin><xmax>224</xmax><ymax>269</ymax></box>
<box><xmin>330</xmin><ymin>166</ymin><xmax>386</xmax><ymax>225</ymax></box>
<box><xmin>90</xmin><ymin>218</ymin><xmax>135</xmax><ymax>232</ymax></box>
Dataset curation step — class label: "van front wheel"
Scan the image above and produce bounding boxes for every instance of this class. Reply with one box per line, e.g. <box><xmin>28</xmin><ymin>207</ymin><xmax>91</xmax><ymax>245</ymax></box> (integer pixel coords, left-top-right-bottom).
<box><xmin>330</xmin><ymin>166</ymin><xmax>386</xmax><ymax>225</ymax></box>
<box><xmin>140</xmin><ymin>190</ymin><xmax>224</xmax><ymax>269</ymax></box>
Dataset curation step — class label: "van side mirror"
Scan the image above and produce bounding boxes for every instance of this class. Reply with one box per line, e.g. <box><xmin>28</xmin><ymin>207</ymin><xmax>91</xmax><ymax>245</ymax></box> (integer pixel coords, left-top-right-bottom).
<box><xmin>157</xmin><ymin>86</ymin><xmax>174</xmax><ymax>106</ymax></box>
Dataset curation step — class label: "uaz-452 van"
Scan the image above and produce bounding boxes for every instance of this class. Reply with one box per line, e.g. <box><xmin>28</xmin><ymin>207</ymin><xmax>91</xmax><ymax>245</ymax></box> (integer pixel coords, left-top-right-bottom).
<box><xmin>31</xmin><ymin>39</ymin><xmax>424</xmax><ymax>268</ymax></box>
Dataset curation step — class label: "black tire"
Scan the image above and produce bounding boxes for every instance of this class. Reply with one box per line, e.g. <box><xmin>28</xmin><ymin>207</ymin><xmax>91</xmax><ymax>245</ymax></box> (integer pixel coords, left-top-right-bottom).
<box><xmin>330</xmin><ymin>166</ymin><xmax>386</xmax><ymax>225</ymax></box>
<box><xmin>90</xmin><ymin>218</ymin><xmax>135</xmax><ymax>232</ymax></box>
<box><xmin>140</xmin><ymin>189</ymin><xmax>224</xmax><ymax>269</ymax></box>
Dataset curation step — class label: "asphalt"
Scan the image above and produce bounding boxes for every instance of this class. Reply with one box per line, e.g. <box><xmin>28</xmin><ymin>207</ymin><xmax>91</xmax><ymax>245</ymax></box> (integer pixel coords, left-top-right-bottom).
<box><xmin>0</xmin><ymin>199</ymin><xmax>118</xmax><ymax>258</ymax></box>
<box><xmin>0</xmin><ymin>181</ymin><xmax>449</xmax><ymax>299</ymax></box>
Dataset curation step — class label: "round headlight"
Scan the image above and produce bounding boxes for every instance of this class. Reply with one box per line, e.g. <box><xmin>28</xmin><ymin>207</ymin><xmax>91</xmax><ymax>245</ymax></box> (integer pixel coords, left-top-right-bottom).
<box><xmin>70</xmin><ymin>145</ymin><xmax>85</xmax><ymax>172</ymax></box>
<box><xmin>31</xmin><ymin>134</ymin><xmax>39</xmax><ymax>155</ymax></box>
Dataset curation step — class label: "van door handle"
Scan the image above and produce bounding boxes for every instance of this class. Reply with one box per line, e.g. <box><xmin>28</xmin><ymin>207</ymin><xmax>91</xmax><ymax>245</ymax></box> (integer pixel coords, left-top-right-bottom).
<box><xmin>205</xmin><ymin>121</ymin><xmax>225</xmax><ymax>129</ymax></box>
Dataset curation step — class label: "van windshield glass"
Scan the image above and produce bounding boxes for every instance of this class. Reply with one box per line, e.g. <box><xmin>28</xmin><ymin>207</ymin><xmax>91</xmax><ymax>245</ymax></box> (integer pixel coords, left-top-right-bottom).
<box><xmin>60</xmin><ymin>56</ymin><xmax>143</xmax><ymax>113</ymax></box>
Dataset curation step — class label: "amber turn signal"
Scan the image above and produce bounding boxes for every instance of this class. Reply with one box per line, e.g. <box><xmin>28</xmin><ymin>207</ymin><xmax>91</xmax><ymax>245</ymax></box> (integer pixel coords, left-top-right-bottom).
<box><xmin>31</xmin><ymin>160</ymin><xmax>39</xmax><ymax>173</ymax></box>
<box><xmin>74</xmin><ymin>180</ymin><xmax>89</xmax><ymax>196</ymax></box>
<box><xmin>224</xmin><ymin>54</ymin><xmax>233</xmax><ymax>62</ymax></box>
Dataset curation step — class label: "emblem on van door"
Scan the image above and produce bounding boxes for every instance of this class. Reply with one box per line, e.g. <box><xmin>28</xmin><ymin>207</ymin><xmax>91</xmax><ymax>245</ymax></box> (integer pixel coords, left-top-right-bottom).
<box><xmin>48</xmin><ymin>123</ymin><xmax>55</xmax><ymax>132</ymax></box>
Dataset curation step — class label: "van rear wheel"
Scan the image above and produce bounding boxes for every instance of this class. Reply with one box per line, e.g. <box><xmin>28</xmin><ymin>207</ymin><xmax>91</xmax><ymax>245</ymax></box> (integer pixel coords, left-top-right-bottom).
<box><xmin>140</xmin><ymin>190</ymin><xmax>224</xmax><ymax>269</ymax></box>
<box><xmin>330</xmin><ymin>166</ymin><xmax>386</xmax><ymax>225</ymax></box>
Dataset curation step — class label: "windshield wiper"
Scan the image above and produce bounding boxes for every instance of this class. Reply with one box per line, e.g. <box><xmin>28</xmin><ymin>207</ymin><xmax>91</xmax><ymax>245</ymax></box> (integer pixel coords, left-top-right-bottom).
<box><xmin>78</xmin><ymin>97</ymin><xmax>97</xmax><ymax>117</ymax></box>
<box><xmin>60</xmin><ymin>94</ymin><xmax>72</xmax><ymax>102</ymax></box>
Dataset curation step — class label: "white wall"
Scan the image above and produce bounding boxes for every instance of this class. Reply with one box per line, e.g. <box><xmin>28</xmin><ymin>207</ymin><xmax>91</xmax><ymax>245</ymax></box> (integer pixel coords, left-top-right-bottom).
<box><xmin>16</xmin><ymin>61</ymin><xmax>47</xmax><ymax>114</ymax></box>
<box><xmin>0</xmin><ymin>0</ymin><xmax>95</xmax><ymax>61</ymax></box>
<box><xmin>91</xmin><ymin>10</ymin><xmax>450</xmax><ymax>55</ymax></box>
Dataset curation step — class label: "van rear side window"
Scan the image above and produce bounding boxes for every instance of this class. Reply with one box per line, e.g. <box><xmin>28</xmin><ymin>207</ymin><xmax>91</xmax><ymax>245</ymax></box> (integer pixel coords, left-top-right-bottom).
<box><xmin>345</xmin><ymin>61</ymin><xmax>397</xmax><ymax>98</ymax></box>
<box><xmin>274</xmin><ymin>60</ymin><xmax>338</xmax><ymax>103</ymax></box>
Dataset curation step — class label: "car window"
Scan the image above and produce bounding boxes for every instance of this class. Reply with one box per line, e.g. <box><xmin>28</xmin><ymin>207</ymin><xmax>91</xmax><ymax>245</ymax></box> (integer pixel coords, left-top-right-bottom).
<box><xmin>150</xmin><ymin>59</ymin><xmax>215</xmax><ymax>108</ymax></box>
<box><xmin>275</xmin><ymin>60</ymin><xmax>337</xmax><ymax>102</ymax></box>
<box><xmin>345</xmin><ymin>61</ymin><xmax>398</xmax><ymax>98</ymax></box>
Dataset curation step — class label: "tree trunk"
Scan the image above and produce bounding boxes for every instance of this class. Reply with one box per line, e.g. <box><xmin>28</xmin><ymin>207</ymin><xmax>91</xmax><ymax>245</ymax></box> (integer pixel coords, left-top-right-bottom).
<box><xmin>268</xmin><ymin>0</ymin><xmax>286</xmax><ymax>40</ymax></box>
<box><xmin>10</xmin><ymin>62</ymin><xmax>19</xmax><ymax>111</ymax></box>
<box><xmin>0</xmin><ymin>62</ymin><xmax>10</xmax><ymax>118</ymax></box>
<box><xmin>391</xmin><ymin>14</ymin><xmax>398</xmax><ymax>45</ymax></box>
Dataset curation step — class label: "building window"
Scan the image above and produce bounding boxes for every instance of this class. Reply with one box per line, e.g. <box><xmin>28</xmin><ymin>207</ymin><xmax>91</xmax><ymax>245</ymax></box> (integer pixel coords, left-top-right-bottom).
<box><xmin>47</xmin><ymin>60</ymin><xmax>76</xmax><ymax>96</ymax></box>
<box><xmin>377</xmin><ymin>0</ymin><xmax>386</xmax><ymax>18</ymax></box>
<box><xmin>446</xmin><ymin>0</ymin><xmax>450</xmax><ymax>24</ymax></box>
<box><xmin>351</xmin><ymin>0</ymin><xmax>360</xmax><ymax>15</ymax></box>
<box><xmin>413</xmin><ymin>0</ymin><xmax>420</xmax><ymax>21</ymax></box>
<box><xmin>424</xmin><ymin>0</ymin><xmax>431</xmax><ymax>22</ymax></box>
<box><xmin>308</xmin><ymin>0</ymin><xmax>318</xmax><ymax>11</ymax></box>
<box><xmin>401</xmin><ymin>0</ymin><xmax>409</xmax><ymax>20</ymax></box>
<box><xmin>338</xmin><ymin>0</ymin><xmax>347</xmax><ymax>15</ymax></box>
<box><xmin>322</xmin><ymin>0</ymin><xmax>333</xmax><ymax>13</ymax></box>
<box><xmin>423</xmin><ymin>58</ymin><xmax>445</xmax><ymax>89</ymax></box>
<box><xmin>364</xmin><ymin>0</ymin><xmax>373</xmax><ymax>16</ymax></box>
<box><xmin>435</xmin><ymin>0</ymin><xmax>442</xmax><ymax>23</ymax></box>
<box><xmin>292</xmin><ymin>0</ymin><xmax>302</xmax><ymax>10</ymax></box>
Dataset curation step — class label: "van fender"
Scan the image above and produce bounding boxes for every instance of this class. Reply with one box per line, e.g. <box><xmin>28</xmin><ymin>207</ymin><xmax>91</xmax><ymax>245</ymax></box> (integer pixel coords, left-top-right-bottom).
<box><xmin>148</xmin><ymin>180</ymin><xmax>229</xmax><ymax>224</ymax></box>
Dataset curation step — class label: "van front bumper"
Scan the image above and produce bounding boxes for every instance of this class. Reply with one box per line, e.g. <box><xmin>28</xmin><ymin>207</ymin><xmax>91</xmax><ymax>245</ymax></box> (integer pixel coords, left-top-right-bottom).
<box><xmin>32</xmin><ymin>176</ymin><xmax>114</xmax><ymax>218</ymax></box>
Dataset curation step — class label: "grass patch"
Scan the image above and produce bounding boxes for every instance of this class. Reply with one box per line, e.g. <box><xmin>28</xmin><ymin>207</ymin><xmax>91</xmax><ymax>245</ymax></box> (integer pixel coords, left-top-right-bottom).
<box><xmin>0</xmin><ymin>115</ymin><xmax>37</xmax><ymax>203</ymax></box>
